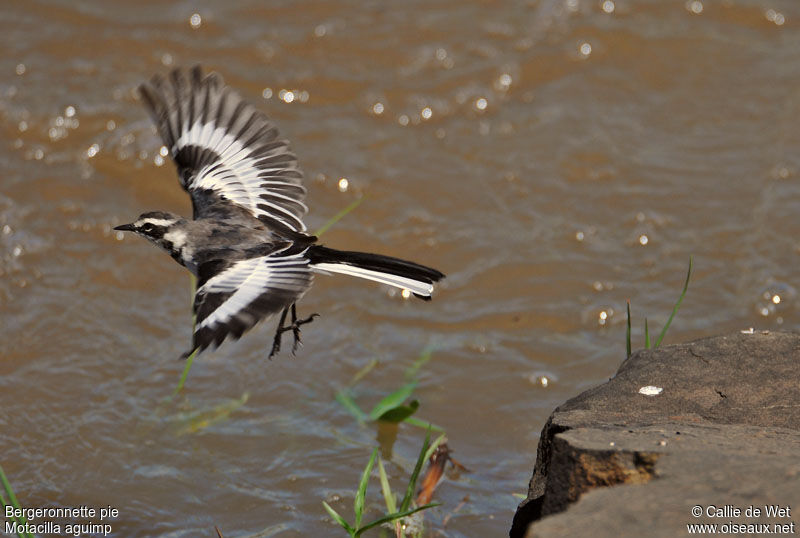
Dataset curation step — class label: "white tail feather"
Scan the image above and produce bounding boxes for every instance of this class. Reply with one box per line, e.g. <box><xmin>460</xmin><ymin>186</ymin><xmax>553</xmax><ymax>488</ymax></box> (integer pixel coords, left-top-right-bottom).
<box><xmin>311</xmin><ymin>262</ymin><xmax>434</xmax><ymax>296</ymax></box>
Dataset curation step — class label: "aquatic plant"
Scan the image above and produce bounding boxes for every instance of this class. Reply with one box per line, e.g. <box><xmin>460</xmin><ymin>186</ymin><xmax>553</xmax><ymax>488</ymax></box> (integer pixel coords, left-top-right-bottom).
<box><xmin>335</xmin><ymin>347</ymin><xmax>443</xmax><ymax>431</ymax></box>
<box><xmin>0</xmin><ymin>465</ymin><xmax>35</xmax><ymax>538</ymax></box>
<box><xmin>627</xmin><ymin>255</ymin><xmax>693</xmax><ymax>357</ymax></box>
<box><xmin>323</xmin><ymin>432</ymin><xmax>444</xmax><ymax>537</ymax></box>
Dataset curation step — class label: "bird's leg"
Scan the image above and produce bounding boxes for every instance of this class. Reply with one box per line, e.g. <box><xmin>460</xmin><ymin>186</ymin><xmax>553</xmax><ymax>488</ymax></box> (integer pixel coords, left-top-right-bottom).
<box><xmin>289</xmin><ymin>303</ymin><xmax>319</xmax><ymax>354</ymax></box>
<box><xmin>269</xmin><ymin>306</ymin><xmax>291</xmax><ymax>359</ymax></box>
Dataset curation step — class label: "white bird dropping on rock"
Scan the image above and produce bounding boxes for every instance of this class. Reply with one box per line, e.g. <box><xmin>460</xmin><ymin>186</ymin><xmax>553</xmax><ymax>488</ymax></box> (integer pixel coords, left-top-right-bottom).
<box><xmin>639</xmin><ymin>385</ymin><xmax>663</xmax><ymax>396</ymax></box>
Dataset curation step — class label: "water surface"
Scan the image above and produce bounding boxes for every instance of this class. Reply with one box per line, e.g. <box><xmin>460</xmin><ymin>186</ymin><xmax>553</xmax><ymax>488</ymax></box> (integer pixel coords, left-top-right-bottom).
<box><xmin>2</xmin><ymin>0</ymin><xmax>799</xmax><ymax>535</ymax></box>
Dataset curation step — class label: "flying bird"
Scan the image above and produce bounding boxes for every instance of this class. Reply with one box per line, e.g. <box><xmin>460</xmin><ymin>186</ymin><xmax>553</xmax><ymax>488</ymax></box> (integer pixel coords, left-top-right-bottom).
<box><xmin>115</xmin><ymin>66</ymin><xmax>444</xmax><ymax>358</ymax></box>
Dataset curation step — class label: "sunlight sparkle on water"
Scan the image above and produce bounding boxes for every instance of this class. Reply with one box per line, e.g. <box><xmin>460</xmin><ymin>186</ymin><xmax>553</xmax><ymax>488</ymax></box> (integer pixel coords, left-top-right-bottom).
<box><xmin>421</xmin><ymin>107</ymin><xmax>432</xmax><ymax>120</ymax></box>
<box><xmin>529</xmin><ymin>372</ymin><xmax>556</xmax><ymax>388</ymax></box>
<box><xmin>475</xmin><ymin>97</ymin><xmax>488</xmax><ymax>111</ymax></box>
<box><xmin>435</xmin><ymin>48</ymin><xmax>454</xmax><ymax>69</ymax></box>
<box><xmin>580</xmin><ymin>42</ymin><xmax>592</xmax><ymax>57</ymax></box>
<box><xmin>602</xmin><ymin>1</ymin><xmax>615</xmax><ymax>13</ymax></box>
<box><xmin>686</xmin><ymin>1</ymin><xmax>703</xmax><ymax>14</ymax></box>
<box><xmin>262</xmin><ymin>88</ymin><xmax>273</xmax><ymax>99</ymax></box>
<box><xmin>765</xmin><ymin>9</ymin><xmax>785</xmax><ymax>26</ymax></box>
<box><xmin>190</xmin><ymin>13</ymin><xmax>202</xmax><ymax>29</ymax></box>
<box><xmin>276</xmin><ymin>89</ymin><xmax>308</xmax><ymax>103</ymax></box>
<box><xmin>772</xmin><ymin>294</ymin><xmax>781</xmax><ymax>305</ymax></box>
<box><xmin>16</xmin><ymin>63</ymin><xmax>26</xmax><ymax>76</ymax></box>
<box><xmin>495</xmin><ymin>73</ymin><xmax>512</xmax><ymax>91</ymax></box>
<box><xmin>534</xmin><ymin>375</ymin><xmax>550</xmax><ymax>388</ymax></box>
<box><xmin>639</xmin><ymin>234</ymin><xmax>649</xmax><ymax>245</ymax></box>
<box><xmin>337</xmin><ymin>178</ymin><xmax>349</xmax><ymax>192</ymax></box>
<box><xmin>279</xmin><ymin>90</ymin><xmax>295</xmax><ymax>103</ymax></box>
<box><xmin>401</xmin><ymin>289</ymin><xmax>411</xmax><ymax>300</ymax></box>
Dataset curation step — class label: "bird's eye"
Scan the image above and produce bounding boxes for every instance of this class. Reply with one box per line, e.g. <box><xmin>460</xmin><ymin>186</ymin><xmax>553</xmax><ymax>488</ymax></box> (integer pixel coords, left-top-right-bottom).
<box><xmin>141</xmin><ymin>223</ymin><xmax>155</xmax><ymax>233</ymax></box>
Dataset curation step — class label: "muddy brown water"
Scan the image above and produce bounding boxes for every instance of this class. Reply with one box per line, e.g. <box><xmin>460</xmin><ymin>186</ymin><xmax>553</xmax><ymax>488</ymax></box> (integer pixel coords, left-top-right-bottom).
<box><xmin>2</xmin><ymin>1</ymin><xmax>799</xmax><ymax>536</ymax></box>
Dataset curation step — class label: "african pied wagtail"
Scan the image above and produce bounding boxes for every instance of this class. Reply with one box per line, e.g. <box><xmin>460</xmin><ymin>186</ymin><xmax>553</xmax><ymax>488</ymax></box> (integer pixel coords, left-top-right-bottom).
<box><xmin>115</xmin><ymin>66</ymin><xmax>444</xmax><ymax>358</ymax></box>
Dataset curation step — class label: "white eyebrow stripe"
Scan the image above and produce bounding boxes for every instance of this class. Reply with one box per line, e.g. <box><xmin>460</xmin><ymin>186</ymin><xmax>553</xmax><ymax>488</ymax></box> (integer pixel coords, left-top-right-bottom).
<box><xmin>136</xmin><ymin>218</ymin><xmax>178</xmax><ymax>227</ymax></box>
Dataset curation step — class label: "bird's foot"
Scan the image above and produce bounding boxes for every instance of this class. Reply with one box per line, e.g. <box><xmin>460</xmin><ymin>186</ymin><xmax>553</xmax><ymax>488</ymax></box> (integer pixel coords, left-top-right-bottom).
<box><xmin>180</xmin><ymin>348</ymin><xmax>196</xmax><ymax>360</ymax></box>
<box><xmin>269</xmin><ymin>306</ymin><xmax>320</xmax><ymax>358</ymax></box>
<box><xmin>290</xmin><ymin>313</ymin><xmax>319</xmax><ymax>354</ymax></box>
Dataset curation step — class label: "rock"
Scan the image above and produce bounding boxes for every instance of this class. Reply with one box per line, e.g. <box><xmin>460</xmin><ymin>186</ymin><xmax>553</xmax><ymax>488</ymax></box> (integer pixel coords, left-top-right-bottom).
<box><xmin>510</xmin><ymin>331</ymin><xmax>800</xmax><ymax>538</ymax></box>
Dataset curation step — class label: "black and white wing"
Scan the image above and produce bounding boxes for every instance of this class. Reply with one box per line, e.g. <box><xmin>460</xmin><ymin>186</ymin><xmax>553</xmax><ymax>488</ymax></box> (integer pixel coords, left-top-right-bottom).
<box><xmin>139</xmin><ymin>66</ymin><xmax>308</xmax><ymax>232</ymax></box>
<box><xmin>189</xmin><ymin>252</ymin><xmax>312</xmax><ymax>355</ymax></box>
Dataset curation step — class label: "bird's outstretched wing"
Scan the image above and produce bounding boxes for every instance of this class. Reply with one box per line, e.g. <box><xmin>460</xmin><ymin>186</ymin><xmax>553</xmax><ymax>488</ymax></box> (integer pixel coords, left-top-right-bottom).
<box><xmin>139</xmin><ymin>66</ymin><xmax>308</xmax><ymax>232</ymax></box>
<box><xmin>188</xmin><ymin>251</ymin><xmax>313</xmax><ymax>355</ymax></box>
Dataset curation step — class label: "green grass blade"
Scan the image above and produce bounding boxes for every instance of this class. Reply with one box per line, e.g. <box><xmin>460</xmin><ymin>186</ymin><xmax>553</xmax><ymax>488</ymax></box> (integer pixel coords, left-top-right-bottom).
<box><xmin>655</xmin><ymin>255</ymin><xmax>693</xmax><ymax>348</ymax></box>
<box><xmin>400</xmin><ymin>431</ymin><xmax>431</xmax><ymax>512</ymax></box>
<box><xmin>422</xmin><ymin>433</ymin><xmax>446</xmax><ymax>463</ymax></box>
<box><xmin>315</xmin><ymin>196</ymin><xmax>365</xmax><ymax>238</ymax></box>
<box><xmin>174</xmin><ymin>348</ymin><xmax>197</xmax><ymax>395</ymax></box>
<box><xmin>626</xmin><ymin>300</ymin><xmax>632</xmax><ymax>359</ymax></box>
<box><xmin>175</xmin><ymin>274</ymin><xmax>198</xmax><ymax>394</ymax></box>
<box><xmin>377</xmin><ymin>400</ymin><xmax>419</xmax><ymax>423</ymax></box>
<box><xmin>644</xmin><ymin>318</ymin><xmax>651</xmax><ymax>349</ymax></box>
<box><xmin>354</xmin><ymin>503</ymin><xmax>441</xmax><ymax>536</ymax></box>
<box><xmin>405</xmin><ymin>346</ymin><xmax>434</xmax><ymax>380</ymax></box>
<box><xmin>0</xmin><ymin>465</ymin><xmax>22</xmax><ymax>515</ymax></box>
<box><xmin>368</xmin><ymin>382</ymin><xmax>417</xmax><ymax>421</ymax></box>
<box><xmin>175</xmin><ymin>392</ymin><xmax>249</xmax><ymax>436</ymax></box>
<box><xmin>0</xmin><ymin>465</ymin><xmax>34</xmax><ymax>538</ymax></box>
<box><xmin>323</xmin><ymin>501</ymin><xmax>355</xmax><ymax>534</ymax></box>
<box><xmin>402</xmin><ymin>416</ymin><xmax>445</xmax><ymax>432</ymax></box>
<box><xmin>349</xmin><ymin>358</ymin><xmax>378</xmax><ymax>386</ymax></box>
<box><xmin>377</xmin><ymin>456</ymin><xmax>397</xmax><ymax>514</ymax></box>
<box><xmin>355</xmin><ymin>448</ymin><xmax>378</xmax><ymax>528</ymax></box>
<box><xmin>335</xmin><ymin>389</ymin><xmax>368</xmax><ymax>423</ymax></box>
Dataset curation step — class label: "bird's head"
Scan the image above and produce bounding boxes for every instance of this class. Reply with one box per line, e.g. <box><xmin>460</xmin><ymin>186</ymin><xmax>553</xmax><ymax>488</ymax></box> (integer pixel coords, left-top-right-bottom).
<box><xmin>114</xmin><ymin>211</ymin><xmax>186</xmax><ymax>249</ymax></box>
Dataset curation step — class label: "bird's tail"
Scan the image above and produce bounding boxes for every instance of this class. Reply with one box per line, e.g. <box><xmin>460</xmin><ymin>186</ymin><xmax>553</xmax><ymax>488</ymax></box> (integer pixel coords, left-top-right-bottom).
<box><xmin>306</xmin><ymin>245</ymin><xmax>444</xmax><ymax>299</ymax></box>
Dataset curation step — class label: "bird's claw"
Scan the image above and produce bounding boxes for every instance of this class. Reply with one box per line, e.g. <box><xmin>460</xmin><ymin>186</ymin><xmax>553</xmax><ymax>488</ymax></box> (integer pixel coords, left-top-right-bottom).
<box><xmin>270</xmin><ymin>307</ymin><xmax>319</xmax><ymax>359</ymax></box>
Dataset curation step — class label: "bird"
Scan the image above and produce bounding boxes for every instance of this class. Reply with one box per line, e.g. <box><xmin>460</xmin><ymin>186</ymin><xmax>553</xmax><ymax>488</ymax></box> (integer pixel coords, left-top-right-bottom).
<box><xmin>114</xmin><ymin>66</ymin><xmax>444</xmax><ymax>359</ymax></box>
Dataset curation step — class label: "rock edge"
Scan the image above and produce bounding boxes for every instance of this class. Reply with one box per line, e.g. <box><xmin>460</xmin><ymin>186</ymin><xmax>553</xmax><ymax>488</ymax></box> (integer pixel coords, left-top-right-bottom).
<box><xmin>511</xmin><ymin>331</ymin><xmax>800</xmax><ymax>538</ymax></box>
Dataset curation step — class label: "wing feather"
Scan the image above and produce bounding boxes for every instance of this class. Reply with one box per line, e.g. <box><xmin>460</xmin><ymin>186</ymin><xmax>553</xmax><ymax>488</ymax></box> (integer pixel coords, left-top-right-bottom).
<box><xmin>139</xmin><ymin>66</ymin><xmax>308</xmax><ymax>231</ymax></box>
<box><xmin>189</xmin><ymin>253</ymin><xmax>312</xmax><ymax>354</ymax></box>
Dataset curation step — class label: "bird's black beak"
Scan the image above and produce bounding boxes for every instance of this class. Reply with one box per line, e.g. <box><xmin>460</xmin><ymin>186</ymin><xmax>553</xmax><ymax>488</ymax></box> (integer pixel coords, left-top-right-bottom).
<box><xmin>114</xmin><ymin>223</ymin><xmax>135</xmax><ymax>232</ymax></box>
